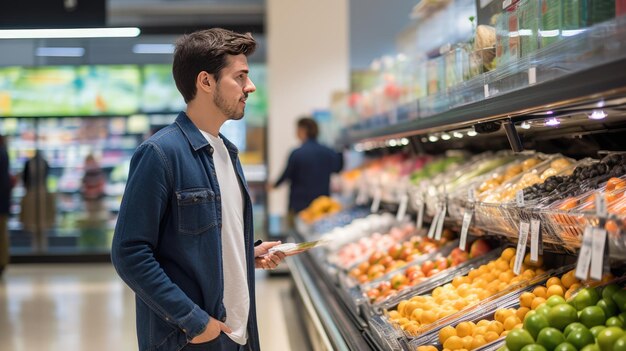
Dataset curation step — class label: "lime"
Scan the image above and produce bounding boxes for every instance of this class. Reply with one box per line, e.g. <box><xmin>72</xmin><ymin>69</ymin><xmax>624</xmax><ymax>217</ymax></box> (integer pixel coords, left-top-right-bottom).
<box><xmin>606</xmin><ymin>317</ymin><xmax>624</xmax><ymax>328</ymax></box>
<box><xmin>612</xmin><ymin>290</ymin><xmax>626</xmax><ymax>313</ymax></box>
<box><xmin>526</xmin><ymin>313</ymin><xmax>551</xmax><ymax>339</ymax></box>
<box><xmin>597</xmin><ymin>327</ymin><xmax>626</xmax><ymax>351</ymax></box>
<box><xmin>547</xmin><ymin>296</ymin><xmax>568</xmax><ymax>307</ymax></box>
<box><xmin>613</xmin><ymin>336</ymin><xmax>626</xmax><ymax>351</ymax></box>
<box><xmin>537</xmin><ymin>305</ymin><xmax>554</xmax><ymax>319</ymax></box>
<box><xmin>598</xmin><ymin>299</ymin><xmax>619</xmax><ymax>318</ymax></box>
<box><xmin>497</xmin><ymin>346</ymin><xmax>511</xmax><ymax>351</ymax></box>
<box><xmin>580</xmin><ymin>306</ymin><xmax>607</xmax><ymax>328</ymax></box>
<box><xmin>549</xmin><ymin>304</ymin><xmax>580</xmax><ymax>331</ymax></box>
<box><xmin>537</xmin><ymin>327</ymin><xmax>566</xmax><ymax>351</ymax></box>
<box><xmin>574</xmin><ymin>288</ymin><xmax>601</xmax><ymax>311</ymax></box>
<box><xmin>507</xmin><ymin>328</ymin><xmax>536</xmax><ymax>351</ymax></box>
<box><xmin>522</xmin><ymin>344</ymin><xmax>548</xmax><ymax>351</ymax></box>
<box><xmin>564</xmin><ymin>323</ymin><xmax>587</xmax><ymax>338</ymax></box>
<box><xmin>566</xmin><ymin>328</ymin><xmax>595</xmax><ymax>350</ymax></box>
<box><xmin>602</xmin><ymin>285</ymin><xmax>621</xmax><ymax>301</ymax></box>
<box><xmin>581</xmin><ymin>344</ymin><xmax>601</xmax><ymax>351</ymax></box>
<box><xmin>591</xmin><ymin>326</ymin><xmax>607</xmax><ymax>338</ymax></box>
<box><xmin>554</xmin><ymin>343</ymin><xmax>578</xmax><ymax>351</ymax></box>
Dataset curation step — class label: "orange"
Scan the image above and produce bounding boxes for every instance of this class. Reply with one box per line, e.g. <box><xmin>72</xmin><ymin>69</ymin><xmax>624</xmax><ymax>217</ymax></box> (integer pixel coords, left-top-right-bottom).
<box><xmin>546</xmin><ymin>277</ymin><xmax>563</xmax><ymax>288</ymax></box>
<box><xmin>487</xmin><ymin>321</ymin><xmax>504</xmax><ymax>335</ymax></box>
<box><xmin>485</xmin><ymin>331</ymin><xmax>500</xmax><ymax>342</ymax></box>
<box><xmin>504</xmin><ymin>315</ymin><xmax>523</xmax><ymax>331</ymax></box>
<box><xmin>439</xmin><ymin>325</ymin><xmax>457</xmax><ymax>344</ymax></box>
<box><xmin>457</xmin><ymin>322</ymin><xmax>475</xmax><ymax>338</ymax></box>
<box><xmin>547</xmin><ymin>285</ymin><xmax>565</xmax><ymax>298</ymax></box>
<box><xmin>473</xmin><ymin>326</ymin><xmax>488</xmax><ymax>337</ymax></box>
<box><xmin>532</xmin><ymin>297</ymin><xmax>547</xmax><ymax>310</ymax></box>
<box><xmin>533</xmin><ymin>286</ymin><xmax>548</xmax><ymax>298</ymax></box>
<box><xmin>462</xmin><ymin>336</ymin><xmax>474</xmax><ymax>349</ymax></box>
<box><xmin>561</xmin><ymin>271</ymin><xmax>579</xmax><ymax>289</ymax></box>
<box><xmin>520</xmin><ymin>292</ymin><xmax>536</xmax><ymax>308</ymax></box>
<box><xmin>517</xmin><ymin>307</ymin><xmax>531</xmax><ymax>321</ymax></box>
<box><xmin>502</xmin><ymin>247</ymin><xmax>516</xmax><ymax>261</ymax></box>
<box><xmin>471</xmin><ymin>335</ymin><xmax>487</xmax><ymax>350</ymax></box>
<box><xmin>444</xmin><ymin>336</ymin><xmax>464</xmax><ymax>350</ymax></box>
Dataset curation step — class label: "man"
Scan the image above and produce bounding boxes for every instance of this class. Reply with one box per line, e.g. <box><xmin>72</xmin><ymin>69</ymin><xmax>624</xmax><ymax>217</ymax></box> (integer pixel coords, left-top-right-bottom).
<box><xmin>112</xmin><ymin>28</ymin><xmax>286</xmax><ymax>351</ymax></box>
<box><xmin>273</xmin><ymin>117</ymin><xmax>343</xmax><ymax>226</ymax></box>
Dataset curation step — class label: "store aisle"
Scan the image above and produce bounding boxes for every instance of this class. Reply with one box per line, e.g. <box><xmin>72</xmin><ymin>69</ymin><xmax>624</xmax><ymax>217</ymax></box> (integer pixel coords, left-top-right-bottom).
<box><xmin>0</xmin><ymin>264</ymin><xmax>299</xmax><ymax>351</ymax></box>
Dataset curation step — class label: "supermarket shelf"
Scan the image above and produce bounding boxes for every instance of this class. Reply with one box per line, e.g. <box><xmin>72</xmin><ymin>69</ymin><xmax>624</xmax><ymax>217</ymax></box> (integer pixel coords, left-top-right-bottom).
<box><xmin>340</xmin><ymin>17</ymin><xmax>626</xmax><ymax>147</ymax></box>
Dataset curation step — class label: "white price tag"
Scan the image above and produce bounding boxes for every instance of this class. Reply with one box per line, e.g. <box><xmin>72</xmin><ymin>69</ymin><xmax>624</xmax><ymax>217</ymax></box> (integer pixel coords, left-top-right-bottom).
<box><xmin>467</xmin><ymin>187</ymin><xmax>476</xmax><ymax>203</ymax></box>
<box><xmin>514</xmin><ymin>221</ymin><xmax>530</xmax><ymax>275</ymax></box>
<box><xmin>516</xmin><ymin>190</ymin><xmax>525</xmax><ymax>207</ymax></box>
<box><xmin>435</xmin><ymin>204</ymin><xmax>447</xmax><ymax>240</ymax></box>
<box><xmin>590</xmin><ymin>227</ymin><xmax>607</xmax><ymax>281</ymax></box>
<box><xmin>427</xmin><ymin>208</ymin><xmax>441</xmax><ymax>239</ymax></box>
<box><xmin>575</xmin><ymin>226</ymin><xmax>594</xmax><ymax>280</ymax></box>
<box><xmin>530</xmin><ymin>219</ymin><xmax>541</xmax><ymax>263</ymax></box>
<box><xmin>503</xmin><ymin>0</ymin><xmax>513</xmax><ymax>9</ymax></box>
<box><xmin>416</xmin><ymin>199</ymin><xmax>425</xmax><ymax>230</ymax></box>
<box><xmin>484</xmin><ymin>84</ymin><xmax>490</xmax><ymax>98</ymax></box>
<box><xmin>396</xmin><ymin>194</ymin><xmax>409</xmax><ymax>222</ymax></box>
<box><xmin>356</xmin><ymin>183</ymin><xmax>368</xmax><ymax>205</ymax></box>
<box><xmin>528</xmin><ymin>67</ymin><xmax>537</xmax><ymax>85</ymax></box>
<box><xmin>371</xmin><ymin>188</ymin><xmax>382</xmax><ymax>213</ymax></box>
<box><xmin>460</xmin><ymin>210</ymin><xmax>474</xmax><ymax>251</ymax></box>
<box><xmin>595</xmin><ymin>192</ymin><xmax>607</xmax><ymax>218</ymax></box>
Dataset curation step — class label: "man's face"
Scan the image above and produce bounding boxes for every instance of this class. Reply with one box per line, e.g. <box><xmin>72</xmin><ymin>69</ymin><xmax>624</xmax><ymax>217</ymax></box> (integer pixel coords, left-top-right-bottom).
<box><xmin>213</xmin><ymin>54</ymin><xmax>256</xmax><ymax>120</ymax></box>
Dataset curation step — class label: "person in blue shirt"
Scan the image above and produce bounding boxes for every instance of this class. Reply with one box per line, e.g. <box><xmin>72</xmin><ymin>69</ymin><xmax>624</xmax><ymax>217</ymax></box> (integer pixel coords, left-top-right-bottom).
<box><xmin>111</xmin><ymin>28</ymin><xmax>288</xmax><ymax>351</ymax></box>
<box><xmin>273</xmin><ymin>117</ymin><xmax>343</xmax><ymax>226</ymax></box>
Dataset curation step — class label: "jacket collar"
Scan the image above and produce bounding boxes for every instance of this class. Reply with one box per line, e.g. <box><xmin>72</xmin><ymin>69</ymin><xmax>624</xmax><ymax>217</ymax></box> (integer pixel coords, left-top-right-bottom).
<box><xmin>175</xmin><ymin>111</ymin><xmax>239</xmax><ymax>155</ymax></box>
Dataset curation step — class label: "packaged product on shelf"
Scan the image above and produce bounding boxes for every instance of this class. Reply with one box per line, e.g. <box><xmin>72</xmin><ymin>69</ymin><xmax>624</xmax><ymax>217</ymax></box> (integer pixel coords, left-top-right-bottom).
<box><xmin>518</xmin><ymin>0</ymin><xmax>541</xmax><ymax>58</ymax></box>
<box><xmin>298</xmin><ymin>195</ymin><xmax>342</xmax><ymax>224</ymax></box>
<box><xmin>590</xmin><ymin>0</ymin><xmax>616</xmax><ymax>25</ymax></box>
<box><xmin>563</xmin><ymin>0</ymin><xmax>589</xmax><ymax>36</ymax></box>
<box><xmin>540</xmin><ymin>0</ymin><xmax>563</xmax><ymax>48</ymax></box>
<box><xmin>319</xmin><ymin>212</ymin><xmax>397</xmax><ymax>251</ymax></box>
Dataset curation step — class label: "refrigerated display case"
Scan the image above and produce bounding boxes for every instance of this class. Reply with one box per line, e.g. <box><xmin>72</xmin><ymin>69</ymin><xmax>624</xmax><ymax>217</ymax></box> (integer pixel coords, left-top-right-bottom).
<box><xmin>286</xmin><ymin>11</ymin><xmax>626</xmax><ymax>351</ymax></box>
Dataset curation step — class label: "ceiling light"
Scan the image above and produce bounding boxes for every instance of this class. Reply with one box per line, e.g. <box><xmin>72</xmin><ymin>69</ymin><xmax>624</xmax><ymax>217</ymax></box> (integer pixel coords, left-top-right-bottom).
<box><xmin>441</xmin><ymin>133</ymin><xmax>451</xmax><ymax>140</ymax></box>
<box><xmin>35</xmin><ymin>47</ymin><xmax>84</xmax><ymax>57</ymax></box>
<box><xmin>545</xmin><ymin>117</ymin><xmax>560</xmax><ymax>126</ymax></box>
<box><xmin>546</xmin><ymin>110</ymin><xmax>554</xmax><ymax>115</ymax></box>
<box><xmin>401</xmin><ymin>138</ymin><xmax>409</xmax><ymax>145</ymax></box>
<box><xmin>520</xmin><ymin>121</ymin><xmax>531</xmax><ymax>129</ymax></box>
<box><xmin>388</xmin><ymin>139</ymin><xmax>397</xmax><ymax>147</ymax></box>
<box><xmin>421</xmin><ymin>137</ymin><xmax>428</xmax><ymax>142</ymax></box>
<box><xmin>597</xmin><ymin>100</ymin><xmax>605</xmax><ymax>108</ymax></box>
<box><xmin>132</xmin><ymin>44</ymin><xmax>175</xmax><ymax>54</ymax></box>
<box><xmin>588</xmin><ymin>109</ymin><xmax>607</xmax><ymax>120</ymax></box>
<box><xmin>467</xmin><ymin>130</ymin><xmax>478</xmax><ymax>137</ymax></box>
<box><xmin>0</xmin><ymin>27</ymin><xmax>140</xmax><ymax>39</ymax></box>
<box><xmin>428</xmin><ymin>135</ymin><xmax>439</xmax><ymax>142</ymax></box>
<box><xmin>453</xmin><ymin>132</ymin><xmax>464</xmax><ymax>139</ymax></box>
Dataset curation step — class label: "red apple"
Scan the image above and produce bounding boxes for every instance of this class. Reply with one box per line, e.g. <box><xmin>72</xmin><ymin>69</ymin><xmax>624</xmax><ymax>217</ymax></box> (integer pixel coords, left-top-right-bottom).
<box><xmin>469</xmin><ymin>239</ymin><xmax>491</xmax><ymax>258</ymax></box>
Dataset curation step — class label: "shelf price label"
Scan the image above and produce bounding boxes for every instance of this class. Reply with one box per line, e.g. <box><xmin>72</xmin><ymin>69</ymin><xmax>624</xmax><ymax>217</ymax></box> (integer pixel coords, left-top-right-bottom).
<box><xmin>371</xmin><ymin>188</ymin><xmax>382</xmax><ymax>213</ymax></box>
<box><xmin>528</xmin><ymin>67</ymin><xmax>537</xmax><ymax>85</ymax></box>
<box><xmin>355</xmin><ymin>180</ymin><xmax>368</xmax><ymax>206</ymax></box>
<box><xmin>467</xmin><ymin>186</ymin><xmax>476</xmax><ymax>203</ymax></box>
<box><xmin>514</xmin><ymin>221</ymin><xmax>530</xmax><ymax>275</ymax></box>
<box><xmin>435</xmin><ymin>204</ymin><xmax>447</xmax><ymax>240</ymax></box>
<box><xmin>575</xmin><ymin>226</ymin><xmax>594</xmax><ymax>280</ymax></box>
<box><xmin>396</xmin><ymin>194</ymin><xmax>409</xmax><ymax>222</ymax></box>
<box><xmin>516</xmin><ymin>190</ymin><xmax>525</xmax><ymax>207</ymax></box>
<box><xmin>460</xmin><ymin>210</ymin><xmax>474</xmax><ymax>251</ymax></box>
<box><xmin>530</xmin><ymin>218</ymin><xmax>542</xmax><ymax>263</ymax></box>
<box><xmin>484</xmin><ymin>84</ymin><xmax>490</xmax><ymax>98</ymax></box>
<box><xmin>428</xmin><ymin>207</ymin><xmax>442</xmax><ymax>239</ymax></box>
<box><xmin>415</xmin><ymin>197</ymin><xmax>425</xmax><ymax>230</ymax></box>
<box><xmin>590</xmin><ymin>227</ymin><xmax>608</xmax><ymax>281</ymax></box>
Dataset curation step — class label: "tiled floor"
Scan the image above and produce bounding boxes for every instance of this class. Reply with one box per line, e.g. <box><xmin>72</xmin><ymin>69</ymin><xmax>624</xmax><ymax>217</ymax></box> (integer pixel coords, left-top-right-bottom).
<box><xmin>0</xmin><ymin>263</ymin><xmax>299</xmax><ymax>351</ymax></box>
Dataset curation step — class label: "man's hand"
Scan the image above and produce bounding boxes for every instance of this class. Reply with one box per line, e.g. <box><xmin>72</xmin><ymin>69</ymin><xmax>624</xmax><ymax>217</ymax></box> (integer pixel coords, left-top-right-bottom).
<box><xmin>254</xmin><ymin>241</ymin><xmax>287</xmax><ymax>269</ymax></box>
<box><xmin>189</xmin><ymin>317</ymin><xmax>232</xmax><ymax>344</ymax></box>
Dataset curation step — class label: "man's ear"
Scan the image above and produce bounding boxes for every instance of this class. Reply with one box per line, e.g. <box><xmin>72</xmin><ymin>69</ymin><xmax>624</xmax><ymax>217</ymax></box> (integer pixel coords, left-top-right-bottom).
<box><xmin>196</xmin><ymin>72</ymin><xmax>214</xmax><ymax>93</ymax></box>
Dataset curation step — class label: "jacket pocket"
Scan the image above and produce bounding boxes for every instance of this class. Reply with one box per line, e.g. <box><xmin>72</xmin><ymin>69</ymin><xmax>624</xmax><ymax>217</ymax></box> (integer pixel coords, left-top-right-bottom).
<box><xmin>176</xmin><ymin>188</ymin><xmax>218</xmax><ymax>235</ymax></box>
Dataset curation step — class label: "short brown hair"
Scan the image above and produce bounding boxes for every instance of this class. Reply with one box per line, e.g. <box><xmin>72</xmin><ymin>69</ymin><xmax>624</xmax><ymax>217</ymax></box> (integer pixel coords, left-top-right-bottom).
<box><xmin>173</xmin><ymin>28</ymin><xmax>257</xmax><ymax>103</ymax></box>
<box><xmin>297</xmin><ymin>117</ymin><xmax>318</xmax><ymax>140</ymax></box>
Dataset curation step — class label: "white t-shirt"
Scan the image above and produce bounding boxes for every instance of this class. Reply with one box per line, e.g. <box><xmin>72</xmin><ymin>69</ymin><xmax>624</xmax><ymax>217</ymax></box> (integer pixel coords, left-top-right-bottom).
<box><xmin>201</xmin><ymin>130</ymin><xmax>249</xmax><ymax>345</ymax></box>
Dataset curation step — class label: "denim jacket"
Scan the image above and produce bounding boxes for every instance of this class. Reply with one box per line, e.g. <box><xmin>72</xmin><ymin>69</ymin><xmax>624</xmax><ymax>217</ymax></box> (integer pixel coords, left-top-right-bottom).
<box><xmin>111</xmin><ymin>112</ymin><xmax>259</xmax><ymax>351</ymax></box>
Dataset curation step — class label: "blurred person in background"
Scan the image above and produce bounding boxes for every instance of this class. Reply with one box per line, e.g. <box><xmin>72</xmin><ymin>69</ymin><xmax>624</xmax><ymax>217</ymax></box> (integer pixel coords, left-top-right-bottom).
<box><xmin>19</xmin><ymin>150</ymin><xmax>55</xmax><ymax>244</ymax></box>
<box><xmin>0</xmin><ymin>135</ymin><xmax>12</xmax><ymax>277</ymax></box>
<box><xmin>112</xmin><ymin>28</ymin><xmax>290</xmax><ymax>351</ymax></box>
<box><xmin>272</xmin><ymin>117</ymin><xmax>343</xmax><ymax>227</ymax></box>
<box><xmin>80</xmin><ymin>154</ymin><xmax>106</xmax><ymax>213</ymax></box>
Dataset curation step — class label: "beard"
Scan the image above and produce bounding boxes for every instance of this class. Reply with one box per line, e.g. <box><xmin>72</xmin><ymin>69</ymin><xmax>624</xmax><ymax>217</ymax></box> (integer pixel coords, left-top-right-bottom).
<box><xmin>214</xmin><ymin>86</ymin><xmax>247</xmax><ymax>120</ymax></box>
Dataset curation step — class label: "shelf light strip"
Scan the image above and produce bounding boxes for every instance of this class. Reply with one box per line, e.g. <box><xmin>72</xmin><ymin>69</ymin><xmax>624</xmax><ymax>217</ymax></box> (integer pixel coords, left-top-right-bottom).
<box><xmin>0</xmin><ymin>27</ymin><xmax>141</xmax><ymax>39</ymax></box>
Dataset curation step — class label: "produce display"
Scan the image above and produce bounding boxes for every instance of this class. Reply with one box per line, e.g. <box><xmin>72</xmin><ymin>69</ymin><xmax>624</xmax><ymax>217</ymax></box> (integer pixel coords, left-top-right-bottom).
<box><xmin>298</xmin><ymin>196</ymin><xmax>342</xmax><ymax>223</ymax></box>
<box><xmin>364</xmin><ymin>239</ymin><xmax>492</xmax><ymax>304</ymax></box>
<box><xmin>387</xmin><ymin>248</ymin><xmax>546</xmax><ymax>336</ymax></box>
<box><xmin>348</xmin><ymin>229</ymin><xmax>454</xmax><ymax>284</ymax></box>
